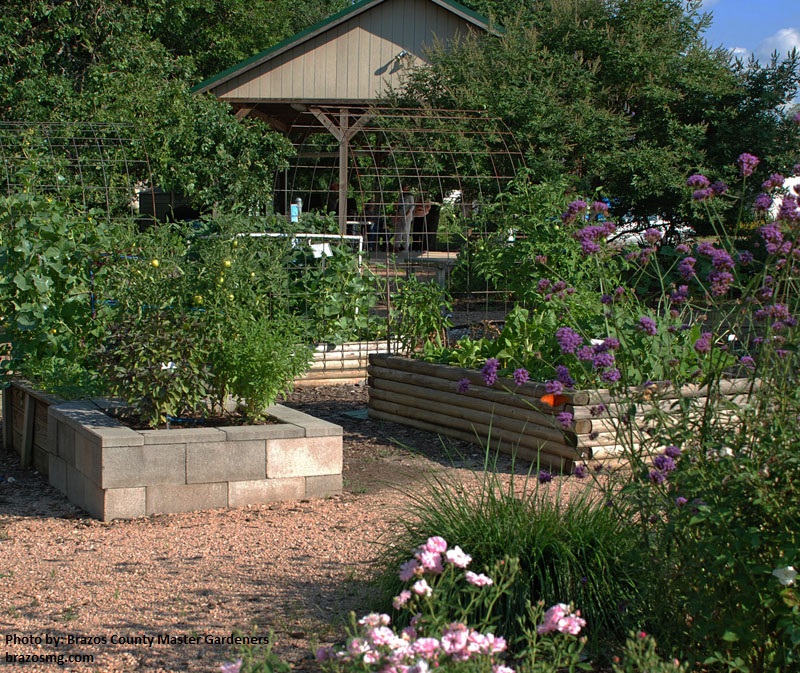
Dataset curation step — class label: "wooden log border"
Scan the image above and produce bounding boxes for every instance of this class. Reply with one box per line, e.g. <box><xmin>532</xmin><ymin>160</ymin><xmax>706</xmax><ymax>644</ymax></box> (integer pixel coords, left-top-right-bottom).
<box><xmin>367</xmin><ymin>355</ymin><xmax>755</xmax><ymax>465</ymax></box>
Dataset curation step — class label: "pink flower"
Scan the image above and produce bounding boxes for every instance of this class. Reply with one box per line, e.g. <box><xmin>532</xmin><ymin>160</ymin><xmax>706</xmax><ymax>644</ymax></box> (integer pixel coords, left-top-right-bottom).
<box><xmin>558</xmin><ymin>614</ymin><xmax>586</xmax><ymax>635</ymax></box>
<box><xmin>369</xmin><ymin>626</ymin><xmax>399</xmax><ymax>646</ymax></box>
<box><xmin>421</xmin><ymin>536</ymin><xmax>448</xmax><ymax>553</ymax></box>
<box><xmin>220</xmin><ymin>659</ymin><xmax>243</xmax><ymax>673</ymax></box>
<box><xmin>399</xmin><ymin>558</ymin><xmax>421</xmax><ymax>582</ymax></box>
<box><xmin>493</xmin><ymin>666</ymin><xmax>516</xmax><ymax>673</ymax></box>
<box><xmin>444</xmin><ymin>545</ymin><xmax>472</xmax><ymax>568</ymax></box>
<box><xmin>393</xmin><ymin>590</ymin><xmax>412</xmax><ymax>609</ymax></box>
<box><xmin>411</xmin><ymin>637</ymin><xmax>440</xmax><ymax>659</ymax></box>
<box><xmin>412</xmin><ymin>579</ymin><xmax>432</xmax><ymax>597</ymax></box>
<box><xmin>465</xmin><ymin>571</ymin><xmax>493</xmax><ymax>587</ymax></box>
<box><xmin>440</xmin><ymin>623</ymin><xmax>469</xmax><ymax>657</ymax></box>
<box><xmin>417</xmin><ymin>550</ymin><xmax>444</xmax><ymax>573</ymax></box>
<box><xmin>360</xmin><ymin>613</ymin><xmax>392</xmax><ymax>627</ymax></box>
<box><xmin>537</xmin><ymin>603</ymin><xmax>569</xmax><ymax>634</ymax></box>
<box><xmin>315</xmin><ymin>647</ymin><xmax>334</xmax><ymax>662</ymax></box>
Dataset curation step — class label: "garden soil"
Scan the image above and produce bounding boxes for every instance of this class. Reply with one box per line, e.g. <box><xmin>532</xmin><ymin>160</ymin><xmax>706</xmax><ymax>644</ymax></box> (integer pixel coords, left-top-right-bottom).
<box><xmin>0</xmin><ymin>384</ymin><xmax>584</xmax><ymax>673</ymax></box>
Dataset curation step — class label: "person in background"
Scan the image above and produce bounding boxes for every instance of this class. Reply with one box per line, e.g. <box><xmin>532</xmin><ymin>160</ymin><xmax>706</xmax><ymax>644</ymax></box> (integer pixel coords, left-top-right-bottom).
<box><xmin>393</xmin><ymin>184</ymin><xmax>415</xmax><ymax>253</ymax></box>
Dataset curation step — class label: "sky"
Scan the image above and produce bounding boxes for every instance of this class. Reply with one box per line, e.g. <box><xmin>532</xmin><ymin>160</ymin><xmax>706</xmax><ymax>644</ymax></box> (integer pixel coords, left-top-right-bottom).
<box><xmin>700</xmin><ymin>0</ymin><xmax>800</xmax><ymax>65</ymax></box>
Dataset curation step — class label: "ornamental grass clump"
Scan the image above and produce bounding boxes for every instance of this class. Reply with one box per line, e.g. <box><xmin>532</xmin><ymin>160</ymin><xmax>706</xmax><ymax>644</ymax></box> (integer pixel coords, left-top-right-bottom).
<box><xmin>377</xmin><ymin>466</ymin><xmax>648</xmax><ymax>659</ymax></box>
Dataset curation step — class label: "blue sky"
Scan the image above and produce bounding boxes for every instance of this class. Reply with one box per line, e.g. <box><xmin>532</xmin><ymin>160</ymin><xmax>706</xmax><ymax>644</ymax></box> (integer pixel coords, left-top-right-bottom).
<box><xmin>700</xmin><ymin>0</ymin><xmax>799</xmax><ymax>64</ymax></box>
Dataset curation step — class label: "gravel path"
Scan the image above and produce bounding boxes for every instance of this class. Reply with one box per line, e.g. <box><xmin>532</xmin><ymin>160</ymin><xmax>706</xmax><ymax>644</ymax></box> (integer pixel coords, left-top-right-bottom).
<box><xmin>0</xmin><ymin>384</ymin><xmax>567</xmax><ymax>673</ymax></box>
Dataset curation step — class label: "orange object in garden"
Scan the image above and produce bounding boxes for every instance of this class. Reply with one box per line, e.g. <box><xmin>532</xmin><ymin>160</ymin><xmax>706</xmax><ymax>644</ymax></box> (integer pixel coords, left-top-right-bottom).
<box><xmin>540</xmin><ymin>393</ymin><xmax>570</xmax><ymax>407</ymax></box>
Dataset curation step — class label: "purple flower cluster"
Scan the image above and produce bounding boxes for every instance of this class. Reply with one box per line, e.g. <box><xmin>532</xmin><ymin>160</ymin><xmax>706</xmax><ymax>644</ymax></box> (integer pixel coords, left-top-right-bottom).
<box><xmin>573</xmin><ymin>463</ymin><xmax>588</xmax><ymax>479</ymax></box>
<box><xmin>538</xmin><ymin>469</ymin><xmax>553</xmax><ymax>484</ymax></box>
<box><xmin>737</xmin><ymin>152</ymin><xmax>760</xmax><ymax>177</ymax></box>
<box><xmin>557</xmin><ymin>411</ymin><xmax>574</xmax><ymax>429</ymax></box>
<box><xmin>693</xmin><ymin>332</ymin><xmax>713</xmax><ymax>354</ymax></box>
<box><xmin>762</xmin><ymin>173</ymin><xmax>785</xmax><ymax>191</ymax></box>
<box><xmin>686</xmin><ymin>174</ymin><xmax>710</xmax><ymax>188</ymax></box>
<box><xmin>573</xmin><ymin>221</ymin><xmax>616</xmax><ymax>255</ymax></box>
<box><xmin>555</xmin><ymin>364</ymin><xmax>575</xmax><ymax>389</ymax></box>
<box><xmin>545</xmin><ymin>379</ymin><xmax>564</xmax><ymax>395</ymax></box>
<box><xmin>678</xmin><ymin>256</ymin><xmax>696</xmax><ymax>280</ymax></box>
<box><xmin>561</xmin><ymin>199</ymin><xmax>588</xmax><ymax>224</ymax></box>
<box><xmin>481</xmin><ymin>358</ymin><xmax>500</xmax><ymax>386</ymax></box>
<box><xmin>696</xmin><ymin>242</ymin><xmax>736</xmax><ymax>296</ymax></box>
<box><xmin>555</xmin><ymin>326</ymin><xmax>583</xmax><ymax>354</ymax></box>
<box><xmin>760</xmin><ymin>222</ymin><xmax>786</xmax><ymax>255</ymax></box>
<box><xmin>649</xmin><ymin>444</ymin><xmax>681</xmax><ymax>485</ymax></box>
<box><xmin>456</xmin><ymin>378</ymin><xmax>471</xmax><ymax>394</ymax></box>
<box><xmin>669</xmin><ymin>285</ymin><xmax>689</xmax><ymax>305</ymax></box>
<box><xmin>637</xmin><ymin>316</ymin><xmax>658</xmax><ymax>336</ymax></box>
<box><xmin>776</xmin><ymin>194</ymin><xmax>800</xmax><ymax>223</ymax></box>
<box><xmin>513</xmin><ymin>368</ymin><xmax>529</xmax><ymax>386</ymax></box>
<box><xmin>753</xmin><ymin>192</ymin><xmax>772</xmax><ymax>213</ymax></box>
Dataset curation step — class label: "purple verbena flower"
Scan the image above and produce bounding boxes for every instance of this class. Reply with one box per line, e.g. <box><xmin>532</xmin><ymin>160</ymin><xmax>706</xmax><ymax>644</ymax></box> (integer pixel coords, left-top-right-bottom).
<box><xmin>678</xmin><ymin>256</ymin><xmax>697</xmax><ymax>280</ymax></box>
<box><xmin>777</xmin><ymin>195</ymin><xmax>800</xmax><ymax>223</ymax></box>
<box><xmin>760</xmin><ymin>222</ymin><xmax>784</xmax><ymax>254</ymax></box>
<box><xmin>538</xmin><ymin>469</ymin><xmax>553</xmax><ymax>484</ymax></box>
<box><xmin>555</xmin><ymin>364</ymin><xmax>575</xmax><ymax>388</ymax></box>
<box><xmin>711</xmin><ymin>181</ymin><xmax>728</xmax><ymax>195</ymax></box>
<box><xmin>562</xmin><ymin>199</ymin><xmax>588</xmax><ymax>224</ymax></box>
<box><xmin>754</xmin><ymin>192</ymin><xmax>773</xmax><ymax>213</ymax></box>
<box><xmin>573</xmin><ymin>463</ymin><xmax>587</xmax><ymax>479</ymax></box>
<box><xmin>555</xmin><ymin>326</ymin><xmax>583</xmax><ymax>354</ymax></box>
<box><xmin>545</xmin><ymin>379</ymin><xmax>564</xmax><ymax>395</ymax></box>
<box><xmin>762</xmin><ymin>173</ymin><xmax>785</xmax><ymax>191</ymax></box>
<box><xmin>638</xmin><ymin>316</ymin><xmax>658</xmax><ymax>336</ymax></box>
<box><xmin>693</xmin><ymin>332</ymin><xmax>713</xmax><ymax>354</ymax></box>
<box><xmin>693</xmin><ymin>188</ymin><xmax>713</xmax><ymax>201</ymax></box>
<box><xmin>664</xmin><ymin>445</ymin><xmax>682</xmax><ymax>458</ymax></box>
<box><xmin>649</xmin><ymin>470</ymin><xmax>667</xmax><ymax>485</ymax></box>
<box><xmin>686</xmin><ymin>174</ymin><xmax>710</xmax><ymax>188</ymax></box>
<box><xmin>600</xmin><ymin>368</ymin><xmax>621</xmax><ymax>383</ymax></box>
<box><xmin>738</xmin><ymin>152</ymin><xmax>760</xmax><ymax>177</ymax></box>
<box><xmin>457</xmin><ymin>378</ymin><xmax>471</xmax><ymax>393</ymax></box>
<box><xmin>653</xmin><ymin>454</ymin><xmax>676</xmax><ymax>473</ymax></box>
<box><xmin>481</xmin><ymin>358</ymin><xmax>500</xmax><ymax>386</ymax></box>
<box><xmin>557</xmin><ymin>411</ymin><xmax>573</xmax><ymax>429</ymax></box>
<box><xmin>513</xmin><ymin>368</ymin><xmax>529</xmax><ymax>386</ymax></box>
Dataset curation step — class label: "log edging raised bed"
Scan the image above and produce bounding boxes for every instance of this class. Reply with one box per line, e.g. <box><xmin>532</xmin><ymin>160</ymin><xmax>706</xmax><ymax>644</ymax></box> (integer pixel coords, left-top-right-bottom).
<box><xmin>295</xmin><ymin>340</ymin><xmax>400</xmax><ymax>386</ymax></box>
<box><xmin>367</xmin><ymin>354</ymin><xmax>756</xmax><ymax>468</ymax></box>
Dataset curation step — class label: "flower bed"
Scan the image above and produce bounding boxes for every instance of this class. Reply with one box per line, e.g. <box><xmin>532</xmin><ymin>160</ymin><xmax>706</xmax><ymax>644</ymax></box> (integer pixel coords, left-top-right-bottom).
<box><xmin>3</xmin><ymin>380</ymin><xmax>343</xmax><ymax>521</ymax></box>
<box><xmin>367</xmin><ymin>354</ymin><xmax>754</xmax><ymax>469</ymax></box>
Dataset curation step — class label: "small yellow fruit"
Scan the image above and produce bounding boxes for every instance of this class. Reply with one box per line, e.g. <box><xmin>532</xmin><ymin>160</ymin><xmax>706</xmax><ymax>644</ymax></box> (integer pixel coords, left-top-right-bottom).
<box><xmin>194</xmin><ymin>295</ymin><xmax>203</xmax><ymax>305</ymax></box>
<box><xmin>250</xmin><ymin>272</ymin><xmax>256</xmax><ymax>278</ymax></box>
<box><xmin>216</xmin><ymin>276</ymin><xmax>225</xmax><ymax>285</ymax></box>
<box><xmin>51</xmin><ymin>328</ymin><xmax>58</xmax><ymax>334</ymax></box>
<box><xmin>223</xmin><ymin>259</ymin><xmax>232</xmax><ymax>268</ymax></box>
<box><xmin>228</xmin><ymin>293</ymin><xmax>234</xmax><ymax>301</ymax></box>
<box><xmin>151</xmin><ymin>259</ymin><xmax>160</xmax><ymax>268</ymax></box>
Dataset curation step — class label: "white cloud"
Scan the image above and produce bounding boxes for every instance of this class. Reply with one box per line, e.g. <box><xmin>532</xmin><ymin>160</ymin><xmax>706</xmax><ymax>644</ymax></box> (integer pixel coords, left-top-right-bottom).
<box><xmin>730</xmin><ymin>46</ymin><xmax>750</xmax><ymax>60</ymax></box>
<box><xmin>756</xmin><ymin>27</ymin><xmax>800</xmax><ymax>61</ymax></box>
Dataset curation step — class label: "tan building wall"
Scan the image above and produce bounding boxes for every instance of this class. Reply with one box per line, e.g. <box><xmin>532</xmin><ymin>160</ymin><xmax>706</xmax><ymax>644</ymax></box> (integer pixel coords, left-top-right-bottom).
<box><xmin>213</xmin><ymin>0</ymin><xmax>480</xmax><ymax>102</ymax></box>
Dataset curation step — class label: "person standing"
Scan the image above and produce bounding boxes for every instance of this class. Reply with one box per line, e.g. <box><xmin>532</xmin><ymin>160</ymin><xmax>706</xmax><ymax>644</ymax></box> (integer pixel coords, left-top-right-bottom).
<box><xmin>393</xmin><ymin>184</ymin><xmax>415</xmax><ymax>253</ymax></box>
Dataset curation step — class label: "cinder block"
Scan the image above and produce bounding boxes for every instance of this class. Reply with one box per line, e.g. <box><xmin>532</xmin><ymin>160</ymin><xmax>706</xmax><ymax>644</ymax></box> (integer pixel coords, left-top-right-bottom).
<box><xmin>57</xmin><ymin>421</ymin><xmax>76</xmax><ymax>465</ymax></box>
<box><xmin>186</xmin><ymin>440</ymin><xmax>266</xmax><ymax>484</ymax></box>
<box><xmin>228</xmin><ymin>478</ymin><xmax>305</xmax><ymax>507</ymax></box>
<box><xmin>32</xmin><ymin>447</ymin><xmax>49</xmax><ymax>476</ymax></box>
<box><xmin>75</xmin><ymin>433</ymin><xmax>102</xmax><ymax>486</ymax></box>
<box><xmin>265</xmin><ymin>405</ymin><xmax>343</xmax><ymax>437</ymax></box>
<box><xmin>266</xmin><ymin>435</ymin><xmax>343</xmax><ymax>478</ymax></box>
<box><xmin>49</xmin><ymin>454</ymin><xmax>67</xmax><ymax>494</ymax></box>
<box><xmin>223</xmin><ymin>423</ymin><xmax>304</xmax><ymax>441</ymax></box>
<box><xmin>51</xmin><ymin>402</ymin><xmax>143</xmax><ymax>447</ymax></box>
<box><xmin>101</xmin><ymin>444</ymin><xmax>187</xmax><ymax>489</ymax></box>
<box><xmin>66</xmin><ymin>464</ymin><xmax>86</xmax><ymax>510</ymax></box>
<box><xmin>102</xmin><ymin>487</ymin><xmax>147</xmax><ymax>521</ymax></box>
<box><xmin>305</xmin><ymin>474</ymin><xmax>343</xmax><ymax>499</ymax></box>
<box><xmin>146</xmin><ymin>482</ymin><xmax>227</xmax><ymax>515</ymax></box>
<box><xmin>139</xmin><ymin>427</ymin><xmax>225</xmax><ymax>445</ymax></box>
<box><xmin>82</xmin><ymin>478</ymin><xmax>106</xmax><ymax>520</ymax></box>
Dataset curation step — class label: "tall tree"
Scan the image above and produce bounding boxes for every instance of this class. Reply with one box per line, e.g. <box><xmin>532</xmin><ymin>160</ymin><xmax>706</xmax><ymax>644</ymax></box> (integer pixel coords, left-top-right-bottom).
<box><xmin>393</xmin><ymin>0</ymin><xmax>800</xmax><ymax>228</ymax></box>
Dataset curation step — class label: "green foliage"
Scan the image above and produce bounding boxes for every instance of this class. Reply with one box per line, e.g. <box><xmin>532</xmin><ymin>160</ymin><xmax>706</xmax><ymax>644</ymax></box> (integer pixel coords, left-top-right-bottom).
<box><xmin>0</xmin><ymin>192</ymin><xmax>121</xmax><ymax>387</ymax></box>
<box><xmin>391</xmin><ymin>277</ymin><xmax>453</xmax><ymax>355</ymax></box>
<box><xmin>377</xmin><ymin>466</ymin><xmax>647</xmax><ymax>656</ymax></box>
<box><xmin>394</xmin><ymin>0</ymin><xmax>800</xmax><ymax>231</ymax></box>
<box><xmin>290</xmin><ymin>243</ymin><xmax>384</xmax><ymax>344</ymax></box>
<box><xmin>95</xmin><ymin>216</ymin><xmax>313</xmax><ymax>425</ymax></box>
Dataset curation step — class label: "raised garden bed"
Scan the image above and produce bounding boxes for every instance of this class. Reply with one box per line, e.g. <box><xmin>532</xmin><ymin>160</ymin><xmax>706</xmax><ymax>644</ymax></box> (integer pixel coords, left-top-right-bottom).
<box><xmin>295</xmin><ymin>340</ymin><xmax>399</xmax><ymax>386</ymax></box>
<box><xmin>367</xmin><ymin>354</ymin><xmax>755</xmax><ymax>469</ymax></box>
<box><xmin>2</xmin><ymin>381</ymin><xmax>343</xmax><ymax>521</ymax></box>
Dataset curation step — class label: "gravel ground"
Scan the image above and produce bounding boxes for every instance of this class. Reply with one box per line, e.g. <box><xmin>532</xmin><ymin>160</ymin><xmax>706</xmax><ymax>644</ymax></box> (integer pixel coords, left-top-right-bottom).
<box><xmin>0</xmin><ymin>384</ymin><xmax>577</xmax><ymax>673</ymax></box>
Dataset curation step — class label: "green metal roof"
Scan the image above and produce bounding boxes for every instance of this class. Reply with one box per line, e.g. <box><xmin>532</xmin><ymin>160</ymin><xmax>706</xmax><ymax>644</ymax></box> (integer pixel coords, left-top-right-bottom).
<box><xmin>192</xmin><ymin>0</ymin><xmax>499</xmax><ymax>95</ymax></box>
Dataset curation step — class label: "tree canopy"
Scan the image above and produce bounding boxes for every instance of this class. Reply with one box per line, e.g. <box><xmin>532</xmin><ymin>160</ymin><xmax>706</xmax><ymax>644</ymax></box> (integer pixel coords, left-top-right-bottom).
<box><xmin>391</xmin><ymin>0</ymin><xmax>800</xmax><ymax>228</ymax></box>
<box><xmin>0</xmin><ymin>0</ymin><xmax>346</xmax><ymax>213</ymax></box>
<box><xmin>0</xmin><ymin>0</ymin><xmax>797</xmax><ymax>224</ymax></box>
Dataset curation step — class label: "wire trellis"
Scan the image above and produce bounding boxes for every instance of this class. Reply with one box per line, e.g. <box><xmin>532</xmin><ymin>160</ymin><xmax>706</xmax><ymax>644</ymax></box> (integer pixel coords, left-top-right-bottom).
<box><xmin>274</xmin><ymin>105</ymin><xmax>527</xmax><ymax>335</ymax></box>
<box><xmin>0</xmin><ymin>122</ymin><xmax>152</xmax><ymax>217</ymax></box>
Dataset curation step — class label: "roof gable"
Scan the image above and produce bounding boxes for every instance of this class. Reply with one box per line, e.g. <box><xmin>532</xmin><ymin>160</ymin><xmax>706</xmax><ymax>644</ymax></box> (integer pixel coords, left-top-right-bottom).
<box><xmin>193</xmin><ymin>0</ymin><xmax>497</xmax><ymax>101</ymax></box>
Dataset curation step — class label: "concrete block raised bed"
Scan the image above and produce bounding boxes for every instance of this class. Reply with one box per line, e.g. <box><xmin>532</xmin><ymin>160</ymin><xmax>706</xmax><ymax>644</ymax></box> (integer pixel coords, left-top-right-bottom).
<box><xmin>367</xmin><ymin>354</ymin><xmax>755</xmax><ymax>470</ymax></box>
<box><xmin>3</xmin><ymin>381</ymin><xmax>343</xmax><ymax>521</ymax></box>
